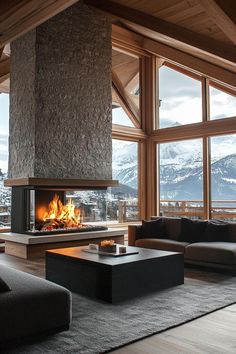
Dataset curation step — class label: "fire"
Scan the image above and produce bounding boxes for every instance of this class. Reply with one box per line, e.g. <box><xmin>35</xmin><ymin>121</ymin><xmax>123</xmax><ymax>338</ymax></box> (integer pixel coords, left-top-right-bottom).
<box><xmin>41</xmin><ymin>194</ymin><xmax>81</xmax><ymax>231</ymax></box>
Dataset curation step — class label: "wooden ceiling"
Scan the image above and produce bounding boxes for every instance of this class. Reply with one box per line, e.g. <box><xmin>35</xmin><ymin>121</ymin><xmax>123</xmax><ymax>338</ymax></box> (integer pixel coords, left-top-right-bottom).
<box><xmin>0</xmin><ymin>0</ymin><xmax>79</xmax><ymax>93</ymax></box>
<box><xmin>112</xmin><ymin>49</ymin><xmax>140</xmax><ymax>127</ymax></box>
<box><xmin>110</xmin><ymin>0</ymin><xmax>236</xmax><ymax>44</ymax></box>
<box><xmin>0</xmin><ymin>0</ymin><xmax>236</xmax><ymax>93</ymax></box>
<box><xmin>0</xmin><ymin>46</ymin><xmax>10</xmax><ymax>94</ymax></box>
<box><xmin>86</xmin><ymin>0</ymin><xmax>236</xmax><ymax>74</ymax></box>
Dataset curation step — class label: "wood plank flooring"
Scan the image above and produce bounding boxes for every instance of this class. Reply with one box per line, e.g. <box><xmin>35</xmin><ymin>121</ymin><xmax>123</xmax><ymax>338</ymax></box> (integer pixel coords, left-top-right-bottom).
<box><xmin>1</xmin><ymin>252</ymin><xmax>236</xmax><ymax>354</ymax></box>
<box><xmin>112</xmin><ymin>305</ymin><xmax>236</xmax><ymax>354</ymax></box>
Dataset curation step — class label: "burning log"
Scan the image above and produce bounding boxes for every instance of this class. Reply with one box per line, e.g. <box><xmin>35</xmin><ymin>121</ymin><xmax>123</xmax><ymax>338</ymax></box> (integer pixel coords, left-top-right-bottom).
<box><xmin>37</xmin><ymin>194</ymin><xmax>81</xmax><ymax>231</ymax></box>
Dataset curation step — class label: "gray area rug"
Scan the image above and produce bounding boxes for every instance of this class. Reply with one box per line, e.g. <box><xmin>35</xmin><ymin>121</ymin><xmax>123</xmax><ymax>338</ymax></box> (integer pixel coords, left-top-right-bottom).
<box><xmin>5</xmin><ymin>269</ymin><xmax>236</xmax><ymax>354</ymax></box>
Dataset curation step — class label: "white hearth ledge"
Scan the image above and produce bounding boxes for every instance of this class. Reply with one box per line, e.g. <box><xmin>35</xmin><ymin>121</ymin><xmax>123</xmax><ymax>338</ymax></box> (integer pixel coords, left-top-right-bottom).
<box><xmin>0</xmin><ymin>229</ymin><xmax>125</xmax><ymax>245</ymax></box>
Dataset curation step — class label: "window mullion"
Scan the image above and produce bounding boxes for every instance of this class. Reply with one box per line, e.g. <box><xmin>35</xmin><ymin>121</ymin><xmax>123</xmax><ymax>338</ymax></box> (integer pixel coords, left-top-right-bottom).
<box><xmin>202</xmin><ymin>78</ymin><xmax>211</xmax><ymax>220</ymax></box>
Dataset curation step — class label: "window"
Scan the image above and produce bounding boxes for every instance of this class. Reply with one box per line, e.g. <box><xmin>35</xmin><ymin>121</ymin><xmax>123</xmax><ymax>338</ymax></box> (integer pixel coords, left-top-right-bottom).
<box><xmin>107</xmin><ymin>139</ymin><xmax>139</xmax><ymax>223</ymax></box>
<box><xmin>209</xmin><ymin>85</ymin><xmax>236</xmax><ymax>120</ymax></box>
<box><xmin>210</xmin><ymin>134</ymin><xmax>236</xmax><ymax>220</ymax></box>
<box><xmin>112</xmin><ymin>87</ymin><xmax>135</xmax><ymax>127</ymax></box>
<box><xmin>0</xmin><ymin>93</ymin><xmax>11</xmax><ymax>229</ymax></box>
<box><xmin>158</xmin><ymin>65</ymin><xmax>202</xmax><ymax>128</ymax></box>
<box><xmin>159</xmin><ymin>139</ymin><xmax>204</xmax><ymax>218</ymax></box>
<box><xmin>112</xmin><ymin>48</ymin><xmax>140</xmax><ymax>127</ymax></box>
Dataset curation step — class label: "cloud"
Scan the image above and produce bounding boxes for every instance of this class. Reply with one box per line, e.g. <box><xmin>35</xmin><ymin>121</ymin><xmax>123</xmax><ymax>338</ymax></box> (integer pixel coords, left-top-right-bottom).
<box><xmin>159</xmin><ymin>66</ymin><xmax>201</xmax><ymax>99</ymax></box>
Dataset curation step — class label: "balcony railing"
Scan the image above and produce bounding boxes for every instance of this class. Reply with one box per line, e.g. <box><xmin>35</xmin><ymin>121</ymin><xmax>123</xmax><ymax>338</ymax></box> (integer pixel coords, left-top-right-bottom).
<box><xmin>1</xmin><ymin>200</ymin><xmax>236</xmax><ymax>230</ymax></box>
<box><xmin>160</xmin><ymin>200</ymin><xmax>236</xmax><ymax>220</ymax></box>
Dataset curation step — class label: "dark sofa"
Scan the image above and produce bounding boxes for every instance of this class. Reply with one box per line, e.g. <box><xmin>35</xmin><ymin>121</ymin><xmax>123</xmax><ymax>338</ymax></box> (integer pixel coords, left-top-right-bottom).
<box><xmin>128</xmin><ymin>217</ymin><xmax>236</xmax><ymax>271</ymax></box>
<box><xmin>0</xmin><ymin>265</ymin><xmax>72</xmax><ymax>346</ymax></box>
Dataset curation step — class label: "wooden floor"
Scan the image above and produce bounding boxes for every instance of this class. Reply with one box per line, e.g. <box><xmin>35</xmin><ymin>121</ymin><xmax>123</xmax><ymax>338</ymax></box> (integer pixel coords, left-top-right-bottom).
<box><xmin>1</xmin><ymin>252</ymin><xmax>236</xmax><ymax>354</ymax></box>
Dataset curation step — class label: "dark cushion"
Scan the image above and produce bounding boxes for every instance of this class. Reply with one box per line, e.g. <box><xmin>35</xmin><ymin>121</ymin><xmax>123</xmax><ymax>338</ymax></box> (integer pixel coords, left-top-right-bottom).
<box><xmin>204</xmin><ymin>221</ymin><xmax>230</xmax><ymax>242</ymax></box>
<box><xmin>0</xmin><ymin>265</ymin><xmax>71</xmax><ymax>344</ymax></box>
<box><xmin>151</xmin><ymin>216</ymin><xmax>181</xmax><ymax>240</ymax></box>
<box><xmin>141</xmin><ymin>218</ymin><xmax>165</xmax><ymax>239</ymax></box>
<box><xmin>179</xmin><ymin>218</ymin><xmax>208</xmax><ymax>243</ymax></box>
<box><xmin>209</xmin><ymin>220</ymin><xmax>236</xmax><ymax>242</ymax></box>
<box><xmin>0</xmin><ymin>277</ymin><xmax>11</xmax><ymax>293</ymax></box>
<box><xmin>135</xmin><ymin>238</ymin><xmax>189</xmax><ymax>253</ymax></box>
<box><xmin>162</xmin><ymin>217</ymin><xmax>182</xmax><ymax>241</ymax></box>
<box><xmin>229</xmin><ymin>222</ymin><xmax>236</xmax><ymax>242</ymax></box>
<box><xmin>185</xmin><ymin>242</ymin><xmax>236</xmax><ymax>265</ymax></box>
<box><xmin>135</xmin><ymin>225</ymin><xmax>145</xmax><ymax>240</ymax></box>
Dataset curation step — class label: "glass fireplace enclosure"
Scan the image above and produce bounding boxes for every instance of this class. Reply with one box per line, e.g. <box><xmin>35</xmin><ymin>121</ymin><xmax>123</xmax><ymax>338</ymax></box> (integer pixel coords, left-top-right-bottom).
<box><xmin>11</xmin><ymin>186</ymin><xmax>108</xmax><ymax>235</ymax></box>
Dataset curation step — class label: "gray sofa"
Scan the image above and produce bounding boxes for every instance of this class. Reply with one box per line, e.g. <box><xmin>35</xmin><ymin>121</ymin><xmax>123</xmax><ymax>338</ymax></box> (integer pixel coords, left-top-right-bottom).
<box><xmin>128</xmin><ymin>217</ymin><xmax>236</xmax><ymax>271</ymax></box>
<box><xmin>0</xmin><ymin>265</ymin><xmax>71</xmax><ymax>346</ymax></box>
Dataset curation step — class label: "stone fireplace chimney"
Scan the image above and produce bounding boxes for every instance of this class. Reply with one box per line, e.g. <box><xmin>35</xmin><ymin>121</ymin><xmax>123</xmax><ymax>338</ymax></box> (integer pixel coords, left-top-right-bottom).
<box><xmin>9</xmin><ymin>2</ymin><xmax>112</xmax><ymax>180</ymax></box>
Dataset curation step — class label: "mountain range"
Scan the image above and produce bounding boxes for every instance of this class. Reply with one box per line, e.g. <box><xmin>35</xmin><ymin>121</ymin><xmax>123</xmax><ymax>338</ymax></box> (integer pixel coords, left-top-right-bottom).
<box><xmin>1</xmin><ymin>133</ymin><xmax>236</xmax><ymax>201</ymax></box>
<box><xmin>113</xmin><ymin>138</ymin><xmax>236</xmax><ymax>201</ymax></box>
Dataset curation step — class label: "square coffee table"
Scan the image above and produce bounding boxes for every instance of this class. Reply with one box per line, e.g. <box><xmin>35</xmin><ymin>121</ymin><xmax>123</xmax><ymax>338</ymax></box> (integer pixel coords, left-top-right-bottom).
<box><xmin>46</xmin><ymin>245</ymin><xmax>184</xmax><ymax>303</ymax></box>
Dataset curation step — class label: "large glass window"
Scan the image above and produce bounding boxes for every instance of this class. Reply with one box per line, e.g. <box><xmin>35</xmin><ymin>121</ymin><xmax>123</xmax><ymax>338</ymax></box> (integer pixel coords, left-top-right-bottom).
<box><xmin>112</xmin><ymin>48</ymin><xmax>140</xmax><ymax>127</ymax></box>
<box><xmin>108</xmin><ymin>139</ymin><xmax>139</xmax><ymax>223</ymax></box>
<box><xmin>112</xmin><ymin>87</ymin><xmax>135</xmax><ymax>127</ymax></box>
<box><xmin>0</xmin><ymin>93</ymin><xmax>11</xmax><ymax>229</ymax></box>
<box><xmin>158</xmin><ymin>65</ymin><xmax>202</xmax><ymax>128</ymax></box>
<box><xmin>112</xmin><ymin>49</ymin><xmax>140</xmax><ymax>109</ymax></box>
<box><xmin>209</xmin><ymin>85</ymin><xmax>236</xmax><ymax>120</ymax></box>
<box><xmin>159</xmin><ymin>139</ymin><xmax>204</xmax><ymax>218</ymax></box>
<box><xmin>210</xmin><ymin>134</ymin><xmax>236</xmax><ymax>220</ymax></box>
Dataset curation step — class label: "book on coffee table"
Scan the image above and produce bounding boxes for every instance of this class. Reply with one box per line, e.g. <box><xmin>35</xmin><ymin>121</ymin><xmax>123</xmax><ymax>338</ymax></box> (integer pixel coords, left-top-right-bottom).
<box><xmin>82</xmin><ymin>245</ymin><xmax>139</xmax><ymax>257</ymax></box>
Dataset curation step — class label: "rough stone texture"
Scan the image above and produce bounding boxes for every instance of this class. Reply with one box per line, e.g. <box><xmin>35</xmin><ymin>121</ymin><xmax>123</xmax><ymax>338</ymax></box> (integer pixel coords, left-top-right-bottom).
<box><xmin>9</xmin><ymin>31</ymin><xmax>36</xmax><ymax>178</ymax></box>
<box><xmin>9</xmin><ymin>2</ymin><xmax>112</xmax><ymax>179</ymax></box>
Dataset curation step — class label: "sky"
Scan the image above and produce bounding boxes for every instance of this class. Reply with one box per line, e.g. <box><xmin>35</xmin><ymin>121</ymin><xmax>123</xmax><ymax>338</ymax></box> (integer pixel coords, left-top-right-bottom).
<box><xmin>0</xmin><ymin>94</ymin><xmax>9</xmax><ymax>135</ymax></box>
<box><xmin>159</xmin><ymin>66</ymin><xmax>236</xmax><ymax>128</ymax></box>
<box><xmin>0</xmin><ymin>94</ymin><xmax>9</xmax><ymax>173</ymax></box>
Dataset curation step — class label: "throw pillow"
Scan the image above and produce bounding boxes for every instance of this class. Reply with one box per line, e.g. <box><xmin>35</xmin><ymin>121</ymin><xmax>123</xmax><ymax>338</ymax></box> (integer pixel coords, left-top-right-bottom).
<box><xmin>204</xmin><ymin>221</ymin><xmax>230</xmax><ymax>242</ymax></box>
<box><xmin>135</xmin><ymin>225</ymin><xmax>145</xmax><ymax>240</ymax></box>
<box><xmin>179</xmin><ymin>218</ymin><xmax>208</xmax><ymax>243</ymax></box>
<box><xmin>0</xmin><ymin>277</ymin><xmax>11</xmax><ymax>293</ymax></box>
<box><xmin>141</xmin><ymin>218</ymin><xmax>165</xmax><ymax>239</ymax></box>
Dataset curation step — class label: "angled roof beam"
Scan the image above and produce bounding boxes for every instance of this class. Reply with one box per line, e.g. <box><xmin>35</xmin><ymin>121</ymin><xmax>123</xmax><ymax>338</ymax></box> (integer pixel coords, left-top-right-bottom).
<box><xmin>125</xmin><ymin>71</ymin><xmax>139</xmax><ymax>92</ymax></box>
<box><xmin>0</xmin><ymin>0</ymin><xmax>79</xmax><ymax>47</ymax></box>
<box><xmin>113</xmin><ymin>25</ymin><xmax>236</xmax><ymax>91</ymax></box>
<box><xmin>198</xmin><ymin>0</ymin><xmax>236</xmax><ymax>45</ymax></box>
<box><xmin>0</xmin><ymin>46</ymin><xmax>4</xmax><ymax>58</ymax></box>
<box><xmin>0</xmin><ymin>57</ymin><xmax>10</xmax><ymax>79</ymax></box>
<box><xmin>85</xmin><ymin>0</ymin><xmax>236</xmax><ymax>64</ymax></box>
<box><xmin>112</xmin><ymin>72</ymin><xmax>140</xmax><ymax>128</ymax></box>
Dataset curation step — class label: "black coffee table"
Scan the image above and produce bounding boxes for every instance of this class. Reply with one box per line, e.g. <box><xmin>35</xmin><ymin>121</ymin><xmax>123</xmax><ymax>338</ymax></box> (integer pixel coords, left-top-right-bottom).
<box><xmin>46</xmin><ymin>246</ymin><xmax>184</xmax><ymax>303</ymax></box>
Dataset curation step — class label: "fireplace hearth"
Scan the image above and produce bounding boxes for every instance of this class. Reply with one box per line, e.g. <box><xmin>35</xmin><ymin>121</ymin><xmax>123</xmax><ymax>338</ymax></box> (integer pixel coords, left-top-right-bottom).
<box><xmin>5</xmin><ymin>178</ymin><xmax>118</xmax><ymax>236</ymax></box>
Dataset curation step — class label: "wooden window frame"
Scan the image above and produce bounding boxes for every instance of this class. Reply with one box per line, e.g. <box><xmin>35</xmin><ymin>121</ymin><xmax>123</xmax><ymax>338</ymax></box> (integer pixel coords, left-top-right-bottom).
<box><xmin>154</xmin><ymin>65</ymin><xmax>236</xmax><ymax>220</ymax></box>
<box><xmin>1</xmin><ymin>27</ymin><xmax>235</xmax><ymax>232</ymax></box>
<box><xmin>112</xmin><ymin>26</ymin><xmax>236</xmax><ymax>221</ymax></box>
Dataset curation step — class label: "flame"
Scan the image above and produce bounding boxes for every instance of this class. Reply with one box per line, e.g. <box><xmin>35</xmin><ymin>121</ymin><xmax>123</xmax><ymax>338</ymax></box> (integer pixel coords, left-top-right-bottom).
<box><xmin>41</xmin><ymin>194</ymin><xmax>80</xmax><ymax>230</ymax></box>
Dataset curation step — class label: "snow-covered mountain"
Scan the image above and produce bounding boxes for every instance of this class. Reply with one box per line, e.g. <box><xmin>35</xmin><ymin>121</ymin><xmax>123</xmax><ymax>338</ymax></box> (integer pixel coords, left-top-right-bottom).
<box><xmin>112</xmin><ymin>136</ymin><xmax>236</xmax><ymax>201</ymax></box>
<box><xmin>112</xmin><ymin>140</ymin><xmax>138</xmax><ymax>191</ymax></box>
<box><xmin>1</xmin><ymin>133</ymin><xmax>236</xmax><ymax>202</ymax></box>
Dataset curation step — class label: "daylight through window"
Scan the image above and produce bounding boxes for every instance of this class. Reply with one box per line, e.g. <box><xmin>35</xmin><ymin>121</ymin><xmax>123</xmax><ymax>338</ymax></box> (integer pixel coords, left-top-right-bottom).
<box><xmin>159</xmin><ymin>139</ymin><xmax>204</xmax><ymax>219</ymax></box>
<box><xmin>0</xmin><ymin>93</ymin><xmax>11</xmax><ymax>229</ymax></box>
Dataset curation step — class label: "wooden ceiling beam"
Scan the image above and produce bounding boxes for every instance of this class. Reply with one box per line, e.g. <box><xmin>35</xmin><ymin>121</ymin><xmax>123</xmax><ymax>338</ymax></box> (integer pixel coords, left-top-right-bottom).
<box><xmin>125</xmin><ymin>71</ymin><xmax>139</xmax><ymax>92</ymax></box>
<box><xmin>112</xmin><ymin>72</ymin><xmax>140</xmax><ymax>128</ymax></box>
<box><xmin>0</xmin><ymin>73</ymin><xmax>10</xmax><ymax>85</ymax></box>
<box><xmin>0</xmin><ymin>77</ymin><xmax>10</xmax><ymax>94</ymax></box>
<box><xmin>112</xmin><ymin>25</ymin><xmax>236</xmax><ymax>91</ymax></box>
<box><xmin>198</xmin><ymin>0</ymin><xmax>236</xmax><ymax>45</ymax></box>
<box><xmin>0</xmin><ymin>58</ymin><xmax>10</xmax><ymax>79</ymax></box>
<box><xmin>0</xmin><ymin>0</ymin><xmax>79</xmax><ymax>47</ymax></box>
<box><xmin>0</xmin><ymin>46</ymin><xmax>4</xmax><ymax>59</ymax></box>
<box><xmin>85</xmin><ymin>0</ymin><xmax>236</xmax><ymax>64</ymax></box>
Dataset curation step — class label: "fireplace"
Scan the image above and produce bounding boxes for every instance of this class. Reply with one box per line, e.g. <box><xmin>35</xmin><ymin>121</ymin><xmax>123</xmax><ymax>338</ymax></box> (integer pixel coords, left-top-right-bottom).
<box><xmin>5</xmin><ymin>178</ymin><xmax>118</xmax><ymax>236</ymax></box>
